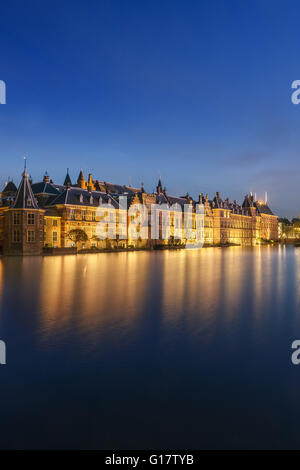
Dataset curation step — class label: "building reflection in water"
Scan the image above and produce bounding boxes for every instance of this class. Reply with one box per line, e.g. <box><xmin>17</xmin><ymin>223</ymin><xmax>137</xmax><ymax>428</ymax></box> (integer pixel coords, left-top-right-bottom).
<box><xmin>0</xmin><ymin>246</ymin><xmax>296</xmax><ymax>347</ymax></box>
<box><xmin>38</xmin><ymin>253</ymin><xmax>151</xmax><ymax>342</ymax></box>
<box><xmin>160</xmin><ymin>246</ymin><xmax>292</xmax><ymax>344</ymax></box>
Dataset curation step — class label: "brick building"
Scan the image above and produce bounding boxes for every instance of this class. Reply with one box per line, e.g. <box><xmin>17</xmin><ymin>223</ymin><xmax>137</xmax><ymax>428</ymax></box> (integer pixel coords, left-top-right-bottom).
<box><xmin>0</xmin><ymin>167</ymin><xmax>278</xmax><ymax>255</ymax></box>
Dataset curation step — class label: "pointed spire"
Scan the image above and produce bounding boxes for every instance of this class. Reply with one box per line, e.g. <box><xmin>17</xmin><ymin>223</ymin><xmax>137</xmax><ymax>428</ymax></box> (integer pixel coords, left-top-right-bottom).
<box><xmin>64</xmin><ymin>168</ymin><xmax>72</xmax><ymax>186</ymax></box>
<box><xmin>77</xmin><ymin>169</ymin><xmax>86</xmax><ymax>189</ymax></box>
<box><xmin>14</xmin><ymin>167</ymin><xmax>39</xmax><ymax>209</ymax></box>
<box><xmin>156</xmin><ymin>176</ymin><xmax>163</xmax><ymax>194</ymax></box>
<box><xmin>87</xmin><ymin>173</ymin><xmax>95</xmax><ymax>191</ymax></box>
<box><xmin>2</xmin><ymin>180</ymin><xmax>17</xmax><ymax>196</ymax></box>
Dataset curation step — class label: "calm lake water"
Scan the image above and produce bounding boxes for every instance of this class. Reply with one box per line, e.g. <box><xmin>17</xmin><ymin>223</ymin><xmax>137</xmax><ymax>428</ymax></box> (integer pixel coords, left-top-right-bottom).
<box><xmin>0</xmin><ymin>246</ymin><xmax>300</xmax><ymax>449</ymax></box>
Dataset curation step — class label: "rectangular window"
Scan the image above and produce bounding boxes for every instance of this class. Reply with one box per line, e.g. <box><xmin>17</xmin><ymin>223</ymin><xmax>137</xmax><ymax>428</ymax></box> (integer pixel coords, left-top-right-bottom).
<box><xmin>70</xmin><ymin>209</ymin><xmax>75</xmax><ymax>220</ymax></box>
<box><xmin>53</xmin><ymin>219</ymin><xmax>58</xmax><ymax>227</ymax></box>
<box><xmin>82</xmin><ymin>210</ymin><xmax>86</xmax><ymax>220</ymax></box>
<box><xmin>53</xmin><ymin>231</ymin><xmax>58</xmax><ymax>242</ymax></box>
<box><xmin>12</xmin><ymin>230</ymin><xmax>20</xmax><ymax>242</ymax></box>
<box><xmin>27</xmin><ymin>230</ymin><xmax>35</xmax><ymax>242</ymax></box>
<box><xmin>13</xmin><ymin>213</ymin><xmax>20</xmax><ymax>225</ymax></box>
<box><xmin>92</xmin><ymin>212</ymin><xmax>96</xmax><ymax>221</ymax></box>
<box><xmin>27</xmin><ymin>213</ymin><xmax>35</xmax><ymax>225</ymax></box>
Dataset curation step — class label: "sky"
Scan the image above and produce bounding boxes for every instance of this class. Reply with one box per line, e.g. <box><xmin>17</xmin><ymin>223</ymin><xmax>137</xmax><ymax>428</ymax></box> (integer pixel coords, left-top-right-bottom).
<box><xmin>0</xmin><ymin>0</ymin><xmax>300</xmax><ymax>217</ymax></box>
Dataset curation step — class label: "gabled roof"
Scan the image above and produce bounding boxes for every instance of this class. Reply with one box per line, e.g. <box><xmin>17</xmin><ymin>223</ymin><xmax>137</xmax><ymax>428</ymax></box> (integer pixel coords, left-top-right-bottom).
<box><xmin>13</xmin><ymin>171</ymin><xmax>39</xmax><ymax>209</ymax></box>
<box><xmin>31</xmin><ymin>182</ymin><xmax>61</xmax><ymax>196</ymax></box>
<box><xmin>2</xmin><ymin>181</ymin><xmax>17</xmax><ymax>193</ymax></box>
<box><xmin>95</xmin><ymin>181</ymin><xmax>141</xmax><ymax>195</ymax></box>
<box><xmin>46</xmin><ymin>187</ymin><xmax>119</xmax><ymax>209</ymax></box>
<box><xmin>254</xmin><ymin>202</ymin><xmax>274</xmax><ymax>216</ymax></box>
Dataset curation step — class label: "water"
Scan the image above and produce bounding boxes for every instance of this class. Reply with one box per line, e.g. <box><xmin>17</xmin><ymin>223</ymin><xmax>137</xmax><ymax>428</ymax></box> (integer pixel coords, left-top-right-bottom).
<box><xmin>0</xmin><ymin>245</ymin><xmax>300</xmax><ymax>449</ymax></box>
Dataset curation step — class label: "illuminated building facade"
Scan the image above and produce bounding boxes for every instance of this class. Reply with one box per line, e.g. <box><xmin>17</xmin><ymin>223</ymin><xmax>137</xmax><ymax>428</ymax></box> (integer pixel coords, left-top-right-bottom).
<box><xmin>0</xmin><ymin>168</ymin><xmax>278</xmax><ymax>255</ymax></box>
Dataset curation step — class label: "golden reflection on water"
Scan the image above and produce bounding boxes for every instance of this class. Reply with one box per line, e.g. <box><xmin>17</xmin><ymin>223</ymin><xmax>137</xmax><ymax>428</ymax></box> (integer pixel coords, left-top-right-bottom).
<box><xmin>161</xmin><ymin>246</ymin><xmax>291</xmax><ymax>336</ymax></box>
<box><xmin>0</xmin><ymin>246</ymin><xmax>294</xmax><ymax>342</ymax></box>
<box><xmin>39</xmin><ymin>253</ymin><xmax>151</xmax><ymax>338</ymax></box>
<box><xmin>161</xmin><ymin>247</ymin><xmax>251</xmax><ymax>328</ymax></box>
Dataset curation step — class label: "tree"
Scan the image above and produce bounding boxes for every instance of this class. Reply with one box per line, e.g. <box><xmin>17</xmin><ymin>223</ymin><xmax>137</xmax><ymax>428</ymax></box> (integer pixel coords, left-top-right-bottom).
<box><xmin>67</xmin><ymin>229</ymin><xmax>88</xmax><ymax>248</ymax></box>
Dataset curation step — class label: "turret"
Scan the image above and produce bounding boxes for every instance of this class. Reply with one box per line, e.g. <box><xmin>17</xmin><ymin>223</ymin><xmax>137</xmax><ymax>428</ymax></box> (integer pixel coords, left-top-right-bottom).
<box><xmin>43</xmin><ymin>171</ymin><xmax>50</xmax><ymax>183</ymax></box>
<box><xmin>77</xmin><ymin>169</ymin><xmax>86</xmax><ymax>189</ymax></box>
<box><xmin>63</xmin><ymin>168</ymin><xmax>72</xmax><ymax>187</ymax></box>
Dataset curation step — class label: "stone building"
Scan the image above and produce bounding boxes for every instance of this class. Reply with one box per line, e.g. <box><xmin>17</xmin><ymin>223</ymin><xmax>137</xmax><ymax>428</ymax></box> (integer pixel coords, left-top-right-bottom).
<box><xmin>0</xmin><ymin>167</ymin><xmax>278</xmax><ymax>255</ymax></box>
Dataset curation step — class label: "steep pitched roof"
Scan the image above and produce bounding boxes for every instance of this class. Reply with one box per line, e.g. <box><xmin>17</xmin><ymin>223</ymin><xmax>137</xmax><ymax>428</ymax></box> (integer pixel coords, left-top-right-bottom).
<box><xmin>254</xmin><ymin>202</ymin><xmax>274</xmax><ymax>216</ymax></box>
<box><xmin>46</xmin><ymin>187</ymin><xmax>119</xmax><ymax>209</ymax></box>
<box><xmin>2</xmin><ymin>181</ymin><xmax>17</xmax><ymax>194</ymax></box>
<box><xmin>31</xmin><ymin>182</ymin><xmax>60</xmax><ymax>195</ymax></box>
<box><xmin>63</xmin><ymin>169</ymin><xmax>72</xmax><ymax>186</ymax></box>
<box><xmin>13</xmin><ymin>171</ymin><xmax>39</xmax><ymax>209</ymax></box>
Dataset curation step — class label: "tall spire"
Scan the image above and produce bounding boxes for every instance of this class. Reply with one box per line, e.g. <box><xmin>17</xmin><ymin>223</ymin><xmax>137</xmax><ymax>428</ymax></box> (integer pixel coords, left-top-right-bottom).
<box><xmin>64</xmin><ymin>168</ymin><xmax>72</xmax><ymax>186</ymax></box>
<box><xmin>156</xmin><ymin>176</ymin><xmax>163</xmax><ymax>194</ymax></box>
<box><xmin>14</xmin><ymin>167</ymin><xmax>39</xmax><ymax>209</ymax></box>
<box><xmin>77</xmin><ymin>169</ymin><xmax>86</xmax><ymax>189</ymax></box>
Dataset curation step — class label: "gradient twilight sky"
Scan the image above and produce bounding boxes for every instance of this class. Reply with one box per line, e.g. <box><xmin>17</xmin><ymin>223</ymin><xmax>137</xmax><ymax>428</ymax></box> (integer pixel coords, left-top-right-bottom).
<box><xmin>0</xmin><ymin>0</ymin><xmax>300</xmax><ymax>217</ymax></box>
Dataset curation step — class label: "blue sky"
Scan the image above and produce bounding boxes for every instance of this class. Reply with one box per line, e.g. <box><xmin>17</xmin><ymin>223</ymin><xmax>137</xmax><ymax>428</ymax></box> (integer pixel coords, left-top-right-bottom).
<box><xmin>0</xmin><ymin>0</ymin><xmax>300</xmax><ymax>217</ymax></box>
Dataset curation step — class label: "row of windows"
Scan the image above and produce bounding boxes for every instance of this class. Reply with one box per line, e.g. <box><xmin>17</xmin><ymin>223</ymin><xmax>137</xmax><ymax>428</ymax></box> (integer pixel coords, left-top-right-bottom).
<box><xmin>12</xmin><ymin>230</ymin><xmax>35</xmax><ymax>243</ymax></box>
<box><xmin>70</xmin><ymin>209</ymin><xmax>97</xmax><ymax>221</ymax></box>
<box><xmin>44</xmin><ymin>219</ymin><xmax>58</xmax><ymax>227</ymax></box>
<box><xmin>13</xmin><ymin>213</ymin><xmax>35</xmax><ymax>225</ymax></box>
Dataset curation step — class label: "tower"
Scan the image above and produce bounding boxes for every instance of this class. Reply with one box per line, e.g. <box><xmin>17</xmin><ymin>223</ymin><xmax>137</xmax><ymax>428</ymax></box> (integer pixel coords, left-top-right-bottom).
<box><xmin>156</xmin><ymin>177</ymin><xmax>163</xmax><ymax>194</ymax></box>
<box><xmin>63</xmin><ymin>168</ymin><xmax>72</xmax><ymax>187</ymax></box>
<box><xmin>3</xmin><ymin>168</ymin><xmax>44</xmax><ymax>255</ymax></box>
<box><xmin>77</xmin><ymin>169</ymin><xmax>87</xmax><ymax>189</ymax></box>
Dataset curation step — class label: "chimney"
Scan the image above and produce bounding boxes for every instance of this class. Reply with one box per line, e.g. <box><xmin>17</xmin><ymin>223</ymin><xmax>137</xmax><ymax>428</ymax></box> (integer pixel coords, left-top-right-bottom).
<box><xmin>87</xmin><ymin>173</ymin><xmax>95</xmax><ymax>191</ymax></box>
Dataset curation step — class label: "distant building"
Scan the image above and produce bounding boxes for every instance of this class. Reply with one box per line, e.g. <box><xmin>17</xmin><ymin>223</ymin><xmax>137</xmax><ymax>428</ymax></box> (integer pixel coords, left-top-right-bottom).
<box><xmin>0</xmin><ymin>167</ymin><xmax>278</xmax><ymax>255</ymax></box>
<box><xmin>279</xmin><ymin>218</ymin><xmax>300</xmax><ymax>241</ymax></box>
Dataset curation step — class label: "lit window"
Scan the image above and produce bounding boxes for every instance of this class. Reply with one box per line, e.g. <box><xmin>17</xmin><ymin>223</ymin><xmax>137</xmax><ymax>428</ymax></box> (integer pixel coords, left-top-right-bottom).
<box><xmin>53</xmin><ymin>231</ymin><xmax>58</xmax><ymax>242</ymax></box>
<box><xmin>27</xmin><ymin>213</ymin><xmax>35</xmax><ymax>225</ymax></box>
<box><xmin>12</xmin><ymin>230</ymin><xmax>20</xmax><ymax>242</ymax></box>
<box><xmin>53</xmin><ymin>219</ymin><xmax>58</xmax><ymax>227</ymax></box>
<box><xmin>13</xmin><ymin>213</ymin><xmax>20</xmax><ymax>225</ymax></box>
<box><xmin>27</xmin><ymin>230</ymin><xmax>35</xmax><ymax>242</ymax></box>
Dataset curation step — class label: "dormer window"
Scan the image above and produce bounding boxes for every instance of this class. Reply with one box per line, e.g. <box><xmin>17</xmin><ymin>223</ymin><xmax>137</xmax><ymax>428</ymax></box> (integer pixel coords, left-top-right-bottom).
<box><xmin>26</xmin><ymin>198</ymin><xmax>32</xmax><ymax>207</ymax></box>
<box><xmin>89</xmin><ymin>195</ymin><xmax>93</xmax><ymax>205</ymax></box>
<box><xmin>79</xmin><ymin>194</ymin><xmax>83</xmax><ymax>203</ymax></box>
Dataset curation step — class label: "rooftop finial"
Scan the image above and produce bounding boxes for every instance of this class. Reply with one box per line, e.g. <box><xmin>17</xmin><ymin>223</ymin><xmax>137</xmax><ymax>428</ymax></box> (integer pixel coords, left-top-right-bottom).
<box><xmin>24</xmin><ymin>156</ymin><xmax>27</xmax><ymax>170</ymax></box>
